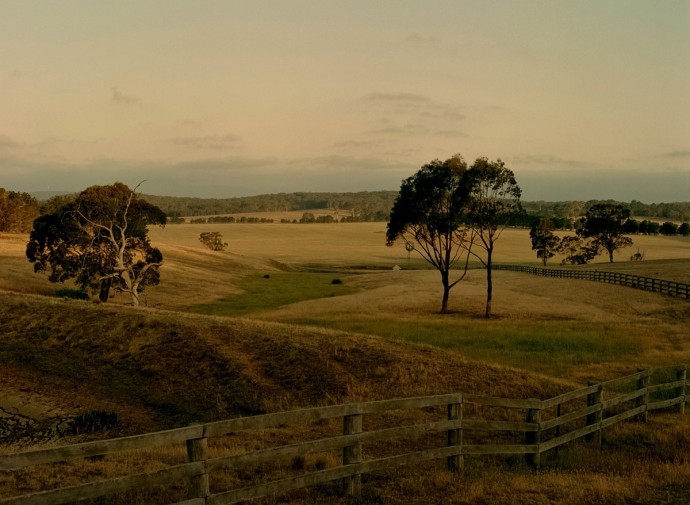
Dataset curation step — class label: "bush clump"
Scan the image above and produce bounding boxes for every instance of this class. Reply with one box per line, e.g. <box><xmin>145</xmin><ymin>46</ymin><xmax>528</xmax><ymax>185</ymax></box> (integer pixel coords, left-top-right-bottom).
<box><xmin>65</xmin><ymin>410</ymin><xmax>119</xmax><ymax>435</ymax></box>
<box><xmin>55</xmin><ymin>288</ymin><xmax>89</xmax><ymax>300</ymax></box>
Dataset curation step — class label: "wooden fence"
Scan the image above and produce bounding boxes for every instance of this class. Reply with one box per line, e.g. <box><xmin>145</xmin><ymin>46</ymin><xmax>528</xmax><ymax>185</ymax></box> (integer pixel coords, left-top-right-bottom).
<box><xmin>494</xmin><ymin>264</ymin><xmax>690</xmax><ymax>299</ymax></box>
<box><xmin>1</xmin><ymin>365</ymin><xmax>687</xmax><ymax>504</ymax></box>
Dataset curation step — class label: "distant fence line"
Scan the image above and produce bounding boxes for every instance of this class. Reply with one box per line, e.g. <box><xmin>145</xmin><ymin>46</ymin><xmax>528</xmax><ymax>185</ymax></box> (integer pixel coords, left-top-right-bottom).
<box><xmin>1</xmin><ymin>365</ymin><xmax>688</xmax><ymax>505</ymax></box>
<box><xmin>494</xmin><ymin>264</ymin><xmax>690</xmax><ymax>300</ymax></box>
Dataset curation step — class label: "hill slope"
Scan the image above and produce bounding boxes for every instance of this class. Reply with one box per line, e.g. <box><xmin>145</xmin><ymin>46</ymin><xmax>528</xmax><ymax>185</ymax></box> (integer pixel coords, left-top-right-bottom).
<box><xmin>0</xmin><ymin>291</ymin><xmax>571</xmax><ymax>437</ymax></box>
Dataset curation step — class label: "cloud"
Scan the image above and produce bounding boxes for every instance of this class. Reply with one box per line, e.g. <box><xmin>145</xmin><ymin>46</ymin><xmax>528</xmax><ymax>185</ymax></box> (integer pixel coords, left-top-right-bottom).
<box><xmin>433</xmin><ymin>129</ymin><xmax>468</xmax><ymax>138</ymax></box>
<box><xmin>111</xmin><ymin>87</ymin><xmax>141</xmax><ymax>105</ymax></box>
<box><xmin>0</xmin><ymin>135</ymin><xmax>18</xmax><ymax>148</ymax></box>
<box><xmin>481</xmin><ymin>104</ymin><xmax>506</xmax><ymax>113</ymax></box>
<box><xmin>332</xmin><ymin>140</ymin><xmax>378</xmax><ymax>149</ymax></box>
<box><xmin>664</xmin><ymin>150</ymin><xmax>690</xmax><ymax>158</ymax></box>
<box><xmin>5</xmin><ymin>149</ymin><xmax>690</xmax><ymax>202</ymax></box>
<box><xmin>512</xmin><ymin>154</ymin><xmax>590</xmax><ymax>169</ymax></box>
<box><xmin>404</xmin><ymin>33</ymin><xmax>438</xmax><ymax>44</ymax></box>
<box><xmin>169</xmin><ymin>134</ymin><xmax>243</xmax><ymax>150</ymax></box>
<box><xmin>34</xmin><ymin>137</ymin><xmax>104</xmax><ymax>148</ymax></box>
<box><xmin>1</xmin><ymin>149</ymin><xmax>413</xmax><ymax>196</ymax></box>
<box><xmin>361</xmin><ymin>92</ymin><xmax>467</xmax><ymax>141</ymax></box>
<box><xmin>292</xmin><ymin>155</ymin><xmax>405</xmax><ymax>172</ymax></box>
<box><xmin>420</xmin><ymin>108</ymin><xmax>466</xmax><ymax>121</ymax></box>
<box><xmin>518</xmin><ymin>169</ymin><xmax>690</xmax><ymax>203</ymax></box>
<box><xmin>368</xmin><ymin>123</ymin><xmax>429</xmax><ymax>135</ymax></box>
<box><xmin>363</xmin><ymin>92</ymin><xmax>432</xmax><ymax>104</ymax></box>
<box><xmin>7</xmin><ymin>69</ymin><xmax>27</xmax><ymax>80</ymax></box>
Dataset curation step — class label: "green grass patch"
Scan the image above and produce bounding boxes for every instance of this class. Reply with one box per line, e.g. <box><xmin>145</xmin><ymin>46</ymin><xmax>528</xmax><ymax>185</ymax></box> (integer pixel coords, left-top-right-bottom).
<box><xmin>187</xmin><ymin>272</ymin><xmax>359</xmax><ymax>317</ymax></box>
<box><xmin>280</xmin><ymin>317</ymin><xmax>640</xmax><ymax>376</ymax></box>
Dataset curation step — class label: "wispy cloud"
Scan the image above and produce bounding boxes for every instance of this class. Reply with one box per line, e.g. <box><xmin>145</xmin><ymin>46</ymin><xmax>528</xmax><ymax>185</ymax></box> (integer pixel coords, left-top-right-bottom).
<box><xmin>169</xmin><ymin>134</ymin><xmax>243</xmax><ymax>150</ymax></box>
<box><xmin>512</xmin><ymin>154</ymin><xmax>590</xmax><ymax>169</ymax></box>
<box><xmin>404</xmin><ymin>32</ymin><xmax>438</xmax><ymax>44</ymax></box>
<box><xmin>293</xmin><ymin>154</ymin><xmax>405</xmax><ymax>172</ymax></box>
<box><xmin>0</xmin><ymin>135</ymin><xmax>18</xmax><ymax>148</ymax></box>
<box><xmin>368</xmin><ymin>123</ymin><xmax>429</xmax><ymax>135</ymax></box>
<box><xmin>363</xmin><ymin>92</ymin><xmax>432</xmax><ymax>104</ymax></box>
<box><xmin>420</xmin><ymin>108</ymin><xmax>466</xmax><ymax>121</ymax></box>
<box><xmin>361</xmin><ymin>92</ymin><xmax>467</xmax><ymax>141</ymax></box>
<box><xmin>664</xmin><ymin>150</ymin><xmax>690</xmax><ymax>158</ymax></box>
<box><xmin>332</xmin><ymin>140</ymin><xmax>378</xmax><ymax>149</ymax></box>
<box><xmin>111</xmin><ymin>87</ymin><xmax>141</xmax><ymax>105</ymax></box>
<box><xmin>34</xmin><ymin>137</ymin><xmax>103</xmax><ymax>148</ymax></box>
<box><xmin>7</xmin><ymin>69</ymin><xmax>27</xmax><ymax>80</ymax></box>
<box><xmin>433</xmin><ymin>129</ymin><xmax>468</xmax><ymax>138</ymax></box>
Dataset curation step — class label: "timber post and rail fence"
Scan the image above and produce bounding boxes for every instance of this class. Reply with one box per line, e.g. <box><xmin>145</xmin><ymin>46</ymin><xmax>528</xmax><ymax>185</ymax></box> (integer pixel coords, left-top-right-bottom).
<box><xmin>1</xmin><ymin>365</ymin><xmax>688</xmax><ymax>504</ymax></box>
<box><xmin>493</xmin><ymin>264</ymin><xmax>690</xmax><ymax>299</ymax></box>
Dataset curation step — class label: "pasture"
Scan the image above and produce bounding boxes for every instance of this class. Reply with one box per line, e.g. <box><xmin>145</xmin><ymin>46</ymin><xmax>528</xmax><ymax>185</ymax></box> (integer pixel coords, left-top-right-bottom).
<box><xmin>2</xmin><ymin>223</ymin><xmax>690</xmax><ymax>504</ymax></box>
<box><xmin>144</xmin><ymin>223</ymin><xmax>690</xmax><ymax>381</ymax></box>
<box><xmin>3</xmin><ymin>224</ymin><xmax>690</xmax><ymax>381</ymax></box>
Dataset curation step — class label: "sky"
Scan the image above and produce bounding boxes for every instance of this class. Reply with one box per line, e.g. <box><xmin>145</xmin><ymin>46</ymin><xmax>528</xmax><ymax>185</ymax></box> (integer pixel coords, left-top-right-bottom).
<box><xmin>1</xmin><ymin>1</ymin><xmax>689</xmax><ymax>202</ymax></box>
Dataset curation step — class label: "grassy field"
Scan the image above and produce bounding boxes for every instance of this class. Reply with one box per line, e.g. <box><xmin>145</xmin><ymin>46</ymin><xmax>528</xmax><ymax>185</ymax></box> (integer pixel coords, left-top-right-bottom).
<box><xmin>3</xmin><ymin>223</ymin><xmax>690</xmax><ymax>385</ymax></box>
<box><xmin>144</xmin><ymin>224</ymin><xmax>690</xmax><ymax>381</ymax></box>
<box><xmin>2</xmin><ymin>223</ymin><xmax>690</xmax><ymax>503</ymax></box>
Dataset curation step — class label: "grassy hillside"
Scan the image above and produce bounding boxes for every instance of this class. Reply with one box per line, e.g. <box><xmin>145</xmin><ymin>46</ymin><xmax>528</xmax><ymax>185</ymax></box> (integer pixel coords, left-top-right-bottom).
<box><xmin>2</xmin><ymin>225</ymin><xmax>690</xmax><ymax>503</ymax></box>
<box><xmin>0</xmin><ymin>291</ymin><xmax>571</xmax><ymax>437</ymax></box>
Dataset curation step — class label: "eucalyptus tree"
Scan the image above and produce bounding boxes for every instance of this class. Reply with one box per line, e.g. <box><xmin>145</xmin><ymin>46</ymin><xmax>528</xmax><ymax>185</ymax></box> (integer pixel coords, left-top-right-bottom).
<box><xmin>464</xmin><ymin>158</ymin><xmax>522</xmax><ymax>318</ymax></box>
<box><xmin>386</xmin><ymin>155</ymin><xmax>473</xmax><ymax>313</ymax></box>
<box><xmin>0</xmin><ymin>188</ymin><xmax>39</xmax><ymax>233</ymax></box>
<box><xmin>26</xmin><ymin>182</ymin><xmax>166</xmax><ymax>305</ymax></box>
<box><xmin>577</xmin><ymin>203</ymin><xmax>633</xmax><ymax>263</ymax></box>
<box><xmin>530</xmin><ymin>217</ymin><xmax>560</xmax><ymax>266</ymax></box>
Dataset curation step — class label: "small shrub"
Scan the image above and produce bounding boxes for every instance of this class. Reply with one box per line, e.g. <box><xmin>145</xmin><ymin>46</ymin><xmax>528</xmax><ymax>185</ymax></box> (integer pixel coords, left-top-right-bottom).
<box><xmin>331</xmin><ymin>279</ymin><xmax>343</xmax><ymax>285</ymax></box>
<box><xmin>291</xmin><ymin>455</ymin><xmax>306</xmax><ymax>470</ymax></box>
<box><xmin>55</xmin><ymin>288</ymin><xmax>89</xmax><ymax>300</ymax></box>
<box><xmin>264</xmin><ymin>274</ymin><xmax>271</xmax><ymax>279</ymax></box>
<box><xmin>65</xmin><ymin>410</ymin><xmax>119</xmax><ymax>435</ymax></box>
<box><xmin>199</xmin><ymin>231</ymin><xmax>228</xmax><ymax>251</ymax></box>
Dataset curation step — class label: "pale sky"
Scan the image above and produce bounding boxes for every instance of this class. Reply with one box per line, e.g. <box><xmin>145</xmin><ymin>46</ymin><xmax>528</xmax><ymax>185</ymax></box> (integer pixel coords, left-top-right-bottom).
<box><xmin>1</xmin><ymin>1</ymin><xmax>689</xmax><ymax>202</ymax></box>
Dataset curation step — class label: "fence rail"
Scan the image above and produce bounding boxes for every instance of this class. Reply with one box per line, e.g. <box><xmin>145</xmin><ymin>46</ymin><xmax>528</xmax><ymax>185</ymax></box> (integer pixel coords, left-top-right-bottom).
<box><xmin>1</xmin><ymin>365</ymin><xmax>688</xmax><ymax>504</ymax></box>
<box><xmin>494</xmin><ymin>264</ymin><xmax>690</xmax><ymax>299</ymax></box>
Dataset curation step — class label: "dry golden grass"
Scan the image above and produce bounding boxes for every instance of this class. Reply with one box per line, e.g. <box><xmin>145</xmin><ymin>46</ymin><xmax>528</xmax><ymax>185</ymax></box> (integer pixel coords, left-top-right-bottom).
<box><xmin>0</xmin><ymin>291</ymin><xmax>572</xmax><ymax>433</ymax></box>
<box><xmin>2</xmin><ymin>224</ymin><xmax>690</xmax><ymax>504</ymax></box>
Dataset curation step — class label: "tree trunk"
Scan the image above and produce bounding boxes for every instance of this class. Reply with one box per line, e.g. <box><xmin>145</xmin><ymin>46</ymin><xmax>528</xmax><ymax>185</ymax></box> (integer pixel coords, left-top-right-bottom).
<box><xmin>440</xmin><ymin>270</ymin><xmax>450</xmax><ymax>314</ymax></box>
<box><xmin>609</xmin><ymin>249</ymin><xmax>614</xmax><ymax>263</ymax></box>
<box><xmin>485</xmin><ymin>248</ymin><xmax>493</xmax><ymax>318</ymax></box>
<box><xmin>98</xmin><ymin>278</ymin><xmax>111</xmax><ymax>303</ymax></box>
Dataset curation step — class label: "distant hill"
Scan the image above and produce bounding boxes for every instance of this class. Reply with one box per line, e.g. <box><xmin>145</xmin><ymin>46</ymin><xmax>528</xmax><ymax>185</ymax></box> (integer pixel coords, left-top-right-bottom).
<box><xmin>11</xmin><ymin>187</ymin><xmax>690</xmax><ymax>225</ymax></box>
<box><xmin>143</xmin><ymin>191</ymin><xmax>690</xmax><ymax>224</ymax></box>
<box><xmin>142</xmin><ymin>191</ymin><xmax>397</xmax><ymax>221</ymax></box>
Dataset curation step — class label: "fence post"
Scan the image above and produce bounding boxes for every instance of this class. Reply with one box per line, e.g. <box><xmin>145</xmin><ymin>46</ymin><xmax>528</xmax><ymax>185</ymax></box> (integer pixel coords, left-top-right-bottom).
<box><xmin>447</xmin><ymin>400</ymin><xmax>463</xmax><ymax>472</ymax></box>
<box><xmin>525</xmin><ymin>403</ymin><xmax>541</xmax><ymax>467</ymax></box>
<box><xmin>187</xmin><ymin>430</ymin><xmax>210</xmax><ymax>502</ymax></box>
<box><xmin>635</xmin><ymin>369</ymin><xmax>650</xmax><ymax>422</ymax></box>
<box><xmin>586</xmin><ymin>382</ymin><xmax>603</xmax><ymax>446</ymax></box>
<box><xmin>677</xmin><ymin>366</ymin><xmax>687</xmax><ymax>415</ymax></box>
<box><xmin>343</xmin><ymin>413</ymin><xmax>363</xmax><ymax>497</ymax></box>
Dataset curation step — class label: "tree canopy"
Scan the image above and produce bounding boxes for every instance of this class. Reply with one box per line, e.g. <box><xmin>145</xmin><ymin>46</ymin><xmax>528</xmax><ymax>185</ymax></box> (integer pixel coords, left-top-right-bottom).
<box><xmin>577</xmin><ymin>203</ymin><xmax>633</xmax><ymax>263</ymax></box>
<box><xmin>0</xmin><ymin>189</ymin><xmax>39</xmax><ymax>233</ymax></box>
<box><xmin>199</xmin><ymin>231</ymin><xmax>228</xmax><ymax>251</ymax></box>
<box><xmin>465</xmin><ymin>158</ymin><xmax>522</xmax><ymax>317</ymax></box>
<box><xmin>386</xmin><ymin>155</ymin><xmax>472</xmax><ymax>313</ymax></box>
<box><xmin>530</xmin><ymin>218</ymin><xmax>560</xmax><ymax>266</ymax></box>
<box><xmin>387</xmin><ymin>155</ymin><xmax>523</xmax><ymax>316</ymax></box>
<box><xmin>26</xmin><ymin>183</ymin><xmax>167</xmax><ymax>305</ymax></box>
